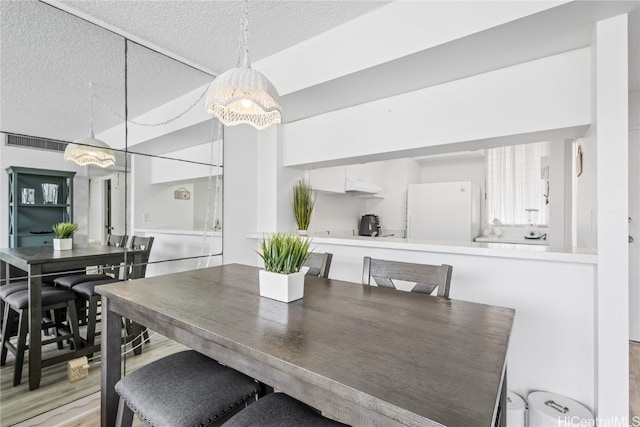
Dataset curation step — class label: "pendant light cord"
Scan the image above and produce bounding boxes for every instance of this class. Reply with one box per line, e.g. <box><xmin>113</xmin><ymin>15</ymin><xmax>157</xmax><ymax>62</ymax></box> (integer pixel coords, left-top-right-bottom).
<box><xmin>89</xmin><ymin>83</ymin><xmax>95</xmax><ymax>135</ymax></box>
<box><xmin>91</xmin><ymin>85</ymin><xmax>208</xmax><ymax>128</ymax></box>
<box><xmin>237</xmin><ymin>0</ymin><xmax>251</xmax><ymax>69</ymax></box>
<box><xmin>198</xmin><ymin>119</ymin><xmax>223</xmax><ymax>268</ymax></box>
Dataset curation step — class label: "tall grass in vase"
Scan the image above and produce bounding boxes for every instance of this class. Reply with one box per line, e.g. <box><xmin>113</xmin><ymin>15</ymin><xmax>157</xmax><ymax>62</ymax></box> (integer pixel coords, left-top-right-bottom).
<box><xmin>293</xmin><ymin>180</ymin><xmax>315</xmax><ymax>235</ymax></box>
<box><xmin>257</xmin><ymin>233</ymin><xmax>311</xmax><ymax>303</ymax></box>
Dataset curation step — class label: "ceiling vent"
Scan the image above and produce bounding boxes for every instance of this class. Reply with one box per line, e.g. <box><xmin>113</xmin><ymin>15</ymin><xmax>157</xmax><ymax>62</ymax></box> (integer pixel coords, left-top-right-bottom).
<box><xmin>5</xmin><ymin>133</ymin><xmax>68</xmax><ymax>153</ymax></box>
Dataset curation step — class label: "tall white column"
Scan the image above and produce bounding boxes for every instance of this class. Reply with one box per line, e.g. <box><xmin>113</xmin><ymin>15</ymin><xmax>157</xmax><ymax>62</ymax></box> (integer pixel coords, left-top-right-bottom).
<box><xmin>594</xmin><ymin>14</ymin><xmax>629</xmax><ymax>422</ymax></box>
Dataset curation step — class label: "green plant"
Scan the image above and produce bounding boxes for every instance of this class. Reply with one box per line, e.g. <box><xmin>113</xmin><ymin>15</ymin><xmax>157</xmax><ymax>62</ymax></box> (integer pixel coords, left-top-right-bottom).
<box><xmin>257</xmin><ymin>233</ymin><xmax>311</xmax><ymax>275</ymax></box>
<box><xmin>52</xmin><ymin>222</ymin><xmax>78</xmax><ymax>239</ymax></box>
<box><xmin>293</xmin><ymin>180</ymin><xmax>315</xmax><ymax>230</ymax></box>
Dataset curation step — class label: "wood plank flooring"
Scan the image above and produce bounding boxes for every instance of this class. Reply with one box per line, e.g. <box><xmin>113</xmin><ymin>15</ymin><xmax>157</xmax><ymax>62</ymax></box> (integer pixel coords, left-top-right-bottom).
<box><xmin>1</xmin><ymin>330</ymin><xmax>187</xmax><ymax>427</ymax></box>
<box><xmin>6</xmin><ymin>340</ymin><xmax>640</xmax><ymax>426</ymax></box>
<box><xmin>632</xmin><ymin>340</ymin><xmax>640</xmax><ymax>420</ymax></box>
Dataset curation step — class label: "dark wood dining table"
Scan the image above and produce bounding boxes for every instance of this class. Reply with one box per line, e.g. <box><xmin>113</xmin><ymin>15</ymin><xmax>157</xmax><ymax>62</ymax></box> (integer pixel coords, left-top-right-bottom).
<box><xmin>0</xmin><ymin>244</ymin><xmax>144</xmax><ymax>390</ymax></box>
<box><xmin>97</xmin><ymin>263</ymin><xmax>514</xmax><ymax>427</ymax></box>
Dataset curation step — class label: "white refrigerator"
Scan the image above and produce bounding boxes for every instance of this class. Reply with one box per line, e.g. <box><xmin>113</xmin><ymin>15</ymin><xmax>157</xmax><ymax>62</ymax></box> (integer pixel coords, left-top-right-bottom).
<box><xmin>407</xmin><ymin>181</ymin><xmax>481</xmax><ymax>242</ymax></box>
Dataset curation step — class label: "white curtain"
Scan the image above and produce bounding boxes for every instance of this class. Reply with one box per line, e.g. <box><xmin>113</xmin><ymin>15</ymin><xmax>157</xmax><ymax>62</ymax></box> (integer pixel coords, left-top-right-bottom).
<box><xmin>486</xmin><ymin>142</ymin><xmax>550</xmax><ymax>225</ymax></box>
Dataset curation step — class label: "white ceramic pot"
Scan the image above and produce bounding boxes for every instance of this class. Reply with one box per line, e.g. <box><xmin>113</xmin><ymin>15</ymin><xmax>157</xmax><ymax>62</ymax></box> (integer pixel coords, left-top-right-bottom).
<box><xmin>53</xmin><ymin>238</ymin><xmax>72</xmax><ymax>251</ymax></box>
<box><xmin>259</xmin><ymin>270</ymin><xmax>305</xmax><ymax>303</ymax></box>
<box><xmin>297</xmin><ymin>229</ymin><xmax>308</xmax><ymax>236</ymax></box>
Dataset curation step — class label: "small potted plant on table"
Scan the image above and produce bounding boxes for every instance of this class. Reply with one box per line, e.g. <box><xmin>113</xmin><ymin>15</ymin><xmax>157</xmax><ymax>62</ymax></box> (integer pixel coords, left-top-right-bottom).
<box><xmin>293</xmin><ymin>180</ymin><xmax>315</xmax><ymax>235</ymax></box>
<box><xmin>257</xmin><ymin>233</ymin><xmax>311</xmax><ymax>303</ymax></box>
<box><xmin>52</xmin><ymin>222</ymin><xmax>78</xmax><ymax>251</ymax></box>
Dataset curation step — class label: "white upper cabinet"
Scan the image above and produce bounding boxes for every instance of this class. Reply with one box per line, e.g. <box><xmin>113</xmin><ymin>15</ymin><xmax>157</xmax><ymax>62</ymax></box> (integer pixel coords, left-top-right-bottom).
<box><xmin>308</xmin><ymin>164</ymin><xmax>382</xmax><ymax>195</ymax></box>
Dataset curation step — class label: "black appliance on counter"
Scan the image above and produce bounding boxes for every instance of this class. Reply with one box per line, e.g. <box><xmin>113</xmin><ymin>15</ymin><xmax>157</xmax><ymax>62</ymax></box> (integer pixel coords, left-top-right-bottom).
<box><xmin>359</xmin><ymin>214</ymin><xmax>381</xmax><ymax>236</ymax></box>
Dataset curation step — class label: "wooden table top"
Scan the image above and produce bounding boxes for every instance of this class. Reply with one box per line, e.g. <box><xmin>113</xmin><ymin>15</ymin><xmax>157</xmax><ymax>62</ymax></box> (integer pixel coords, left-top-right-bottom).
<box><xmin>97</xmin><ymin>263</ymin><xmax>514</xmax><ymax>426</ymax></box>
<box><xmin>0</xmin><ymin>245</ymin><xmax>136</xmax><ymax>264</ymax></box>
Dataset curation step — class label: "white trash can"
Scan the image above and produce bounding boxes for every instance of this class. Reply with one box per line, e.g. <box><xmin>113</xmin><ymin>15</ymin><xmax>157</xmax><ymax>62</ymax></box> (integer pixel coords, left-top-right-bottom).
<box><xmin>528</xmin><ymin>391</ymin><xmax>593</xmax><ymax>427</ymax></box>
<box><xmin>507</xmin><ymin>391</ymin><xmax>526</xmax><ymax>427</ymax></box>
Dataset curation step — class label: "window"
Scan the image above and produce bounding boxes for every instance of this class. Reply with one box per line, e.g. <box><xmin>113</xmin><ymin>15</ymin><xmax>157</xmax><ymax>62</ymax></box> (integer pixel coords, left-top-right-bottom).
<box><xmin>486</xmin><ymin>141</ymin><xmax>550</xmax><ymax>226</ymax></box>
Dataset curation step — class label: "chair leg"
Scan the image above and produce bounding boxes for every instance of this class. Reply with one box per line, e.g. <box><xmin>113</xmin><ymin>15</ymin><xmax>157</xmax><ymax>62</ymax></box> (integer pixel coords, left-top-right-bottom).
<box><xmin>131</xmin><ymin>322</ymin><xmax>143</xmax><ymax>356</ymax></box>
<box><xmin>66</xmin><ymin>299</ymin><xmax>81</xmax><ymax>352</ymax></box>
<box><xmin>143</xmin><ymin>328</ymin><xmax>150</xmax><ymax>344</ymax></box>
<box><xmin>86</xmin><ymin>295</ymin><xmax>99</xmax><ymax>352</ymax></box>
<box><xmin>53</xmin><ymin>308</ymin><xmax>65</xmax><ymax>350</ymax></box>
<box><xmin>1</xmin><ymin>304</ymin><xmax>14</xmax><ymax>366</ymax></box>
<box><xmin>116</xmin><ymin>396</ymin><xmax>134</xmax><ymax>427</ymax></box>
<box><xmin>13</xmin><ymin>309</ymin><xmax>28</xmax><ymax>386</ymax></box>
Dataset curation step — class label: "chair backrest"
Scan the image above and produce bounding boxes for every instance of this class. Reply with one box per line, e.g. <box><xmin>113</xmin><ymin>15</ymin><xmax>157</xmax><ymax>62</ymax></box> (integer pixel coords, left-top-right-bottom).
<box><xmin>303</xmin><ymin>252</ymin><xmax>333</xmax><ymax>278</ymax></box>
<box><xmin>107</xmin><ymin>234</ymin><xmax>128</xmax><ymax>248</ymax></box>
<box><xmin>102</xmin><ymin>234</ymin><xmax>129</xmax><ymax>277</ymax></box>
<box><xmin>362</xmin><ymin>257</ymin><xmax>452</xmax><ymax>298</ymax></box>
<box><xmin>129</xmin><ymin>236</ymin><xmax>155</xmax><ymax>279</ymax></box>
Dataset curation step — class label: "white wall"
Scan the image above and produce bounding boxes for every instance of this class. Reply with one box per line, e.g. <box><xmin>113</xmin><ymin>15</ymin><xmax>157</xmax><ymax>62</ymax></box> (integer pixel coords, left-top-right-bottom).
<box><xmin>592</xmin><ymin>14</ymin><xmax>629</xmax><ymax>420</ymax></box>
<box><xmin>223</xmin><ymin>126</ymin><xmax>259</xmax><ymax>265</ymax></box>
<box><xmin>362</xmin><ymin>158</ymin><xmax>421</xmax><ymax>234</ymax></box>
<box><xmin>283</xmin><ymin>48</ymin><xmax>591</xmax><ymax>168</ymax></box>
<box><xmin>132</xmin><ymin>155</ymin><xmax>194</xmax><ymax>231</ymax></box>
<box><xmin>307</xmin><ymin>193</ymin><xmax>365</xmax><ymax>235</ymax></box>
<box><xmin>630</xmin><ymin>92</ymin><xmax>640</xmax><ymax>342</ymax></box>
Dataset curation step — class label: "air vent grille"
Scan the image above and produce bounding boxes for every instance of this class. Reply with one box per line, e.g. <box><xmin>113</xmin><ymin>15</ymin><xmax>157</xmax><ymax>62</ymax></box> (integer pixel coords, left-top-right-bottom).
<box><xmin>5</xmin><ymin>134</ymin><xmax>68</xmax><ymax>153</ymax></box>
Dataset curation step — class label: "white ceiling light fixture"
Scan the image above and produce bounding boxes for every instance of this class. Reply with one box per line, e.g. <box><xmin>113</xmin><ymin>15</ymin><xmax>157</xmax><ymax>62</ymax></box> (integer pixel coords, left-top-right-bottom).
<box><xmin>205</xmin><ymin>0</ymin><xmax>282</xmax><ymax>130</ymax></box>
<box><xmin>64</xmin><ymin>83</ymin><xmax>116</xmax><ymax>168</ymax></box>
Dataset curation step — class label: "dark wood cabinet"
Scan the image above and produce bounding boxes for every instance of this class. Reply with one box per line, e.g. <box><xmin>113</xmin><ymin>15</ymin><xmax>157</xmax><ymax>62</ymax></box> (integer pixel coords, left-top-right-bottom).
<box><xmin>6</xmin><ymin>166</ymin><xmax>75</xmax><ymax>248</ymax></box>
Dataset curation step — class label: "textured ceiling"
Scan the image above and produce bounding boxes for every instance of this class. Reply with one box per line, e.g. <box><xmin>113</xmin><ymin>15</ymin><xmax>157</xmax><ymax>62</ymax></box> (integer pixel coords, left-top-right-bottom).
<box><xmin>0</xmin><ymin>0</ymin><xmax>388</xmax><ymax>144</ymax></box>
<box><xmin>57</xmin><ymin>0</ymin><xmax>390</xmax><ymax>75</ymax></box>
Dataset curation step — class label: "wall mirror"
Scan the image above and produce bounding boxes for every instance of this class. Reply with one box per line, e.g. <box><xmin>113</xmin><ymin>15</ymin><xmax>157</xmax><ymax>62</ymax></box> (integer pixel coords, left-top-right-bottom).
<box><xmin>0</xmin><ymin>2</ymin><xmax>221</xmax><ymax>424</ymax></box>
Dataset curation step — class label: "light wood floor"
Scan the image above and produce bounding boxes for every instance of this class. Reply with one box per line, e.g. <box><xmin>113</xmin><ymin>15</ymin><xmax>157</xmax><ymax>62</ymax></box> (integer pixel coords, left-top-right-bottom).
<box><xmin>6</xmin><ymin>340</ymin><xmax>640</xmax><ymax>426</ymax></box>
<box><xmin>631</xmin><ymin>340</ymin><xmax>640</xmax><ymax>420</ymax></box>
<box><xmin>1</xmin><ymin>330</ymin><xmax>187</xmax><ymax>427</ymax></box>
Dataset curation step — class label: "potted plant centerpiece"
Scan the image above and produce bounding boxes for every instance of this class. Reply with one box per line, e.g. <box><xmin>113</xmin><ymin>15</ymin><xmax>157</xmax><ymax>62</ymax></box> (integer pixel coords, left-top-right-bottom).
<box><xmin>257</xmin><ymin>233</ymin><xmax>311</xmax><ymax>303</ymax></box>
<box><xmin>52</xmin><ymin>222</ymin><xmax>78</xmax><ymax>251</ymax></box>
<box><xmin>293</xmin><ymin>180</ymin><xmax>315</xmax><ymax>235</ymax></box>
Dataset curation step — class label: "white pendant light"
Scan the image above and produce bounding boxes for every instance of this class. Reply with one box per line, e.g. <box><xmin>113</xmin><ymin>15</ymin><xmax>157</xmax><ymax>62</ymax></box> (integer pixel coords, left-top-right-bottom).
<box><xmin>205</xmin><ymin>0</ymin><xmax>282</xmax><ymax>130</ymax></box>
<box><xmin>65</xmin><ymin>83</ymin><xmax>116</xmax><ymax>168</ymax></box>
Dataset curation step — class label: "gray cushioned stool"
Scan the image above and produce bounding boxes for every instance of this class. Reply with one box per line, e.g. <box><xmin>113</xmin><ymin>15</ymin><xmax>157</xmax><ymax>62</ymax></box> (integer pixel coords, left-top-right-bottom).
<box><xmin>1</xmin><ymin>286</ymin><xmax>80</xmax><ymax>386</ymax></box>
<box><xmin>115</xmin><ymin>350</ymin><xmax>260</xmax><ymax>427</ymax></box>
<box><xmin>54</xmin><ymin>273</ymin><xmax>114</xmax><ymax>290</ymax></box>
<box><xmin>222</xmin><ymin>392</ymin><xmax>348</xmax><ymax>427</ymax></box>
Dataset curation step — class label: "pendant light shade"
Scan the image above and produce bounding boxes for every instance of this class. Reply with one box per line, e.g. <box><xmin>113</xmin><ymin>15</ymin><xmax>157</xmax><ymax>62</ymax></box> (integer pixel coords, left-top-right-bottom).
<box><xmin>64</xmin><ymin>130</ymin><xmax>116</xmax><ymax>168</ymax></box>
<box><xmin>205</xmin><ymin>67</ymin><xmax>281</xmax><ymax>130</ymax></box>
<box><xmin>65</xmin><ymin>83</ymin><xmax>116</xmax><ymax>168</ymax></box>
<box><xmin>205</xmin><ymin>0</ymin><xmax>282</xmax><ymax>130</ymax></box>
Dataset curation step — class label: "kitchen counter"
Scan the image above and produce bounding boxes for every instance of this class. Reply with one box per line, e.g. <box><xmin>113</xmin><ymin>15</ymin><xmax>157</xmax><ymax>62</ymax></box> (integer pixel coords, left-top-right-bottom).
<box><xmin>246</xmin><ymin>232</ymin><xmax>596</xmax><ymax>264</ymax></box>
<box><xmin>475</xmin><ymin>235</ymin><xmax>548</xmax><ymax>245</ymax></box>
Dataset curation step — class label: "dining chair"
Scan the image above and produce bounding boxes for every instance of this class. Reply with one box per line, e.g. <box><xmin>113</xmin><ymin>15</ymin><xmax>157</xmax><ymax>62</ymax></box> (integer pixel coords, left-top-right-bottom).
<box><xmin>53</xmin><ymin>234</ymin><xmax>128</xmax><ymax>290</ymax></box>
<box><xmin>362</xmin><ymin>257</ymin><xmax>453</xmax><ymax>297</ymax></box>
<box><xmin>303</xmin><ymin>252</ymin><xmax>333</xmax><ymax>278</ymax></box>
<box><xmin>70</xmin><ymin>236</ymin><xmax>154</xmax><ymax>351</ymax></box>
<box><xmin>0</xmin><ymin>286</ymin><xmax>81</xmax><ymax>386</ymax></box>
<box><xmin>114</xmin><ymin>350</ymin><xmax>260</xmax><ymax>427</ymax></box>
<box><xmin>221</xmin><ymin>392</ymin><xmax>348</xmax><ymax>427</ymax></box>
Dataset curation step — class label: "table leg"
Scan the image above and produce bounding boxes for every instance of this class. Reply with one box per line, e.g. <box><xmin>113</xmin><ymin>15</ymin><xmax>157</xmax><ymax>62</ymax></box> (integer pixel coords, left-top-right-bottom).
<box><xmin>28</xmin><ymin>265</ymin><xmax>42</xmax><ymax>391</ymax></box>
<box><xmin>101</xmin><ymin>296</ymin><xmax>122</xmax><ymax>427</ymax></box>
<box><xmin>1</xmin><ymin>259</ymin><xmax>7</xmax><ymax>284</ymax></box>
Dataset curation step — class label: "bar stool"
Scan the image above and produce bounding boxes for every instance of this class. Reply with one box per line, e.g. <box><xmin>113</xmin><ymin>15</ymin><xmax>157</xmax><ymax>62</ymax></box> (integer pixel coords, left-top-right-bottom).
<box><xmin>114</xmin><ymin>350</ymin><xmax>260</xmax><ymax>427</ymax></box>
<box><xmin>0</xmin><ymin>286</ymin><xmax>81</xmax><ymax>386</ymax></box>
<box><xmin>222</xmin><ymin>392</ymin><xmax>348</xmax><ymax>426</ymax></box>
